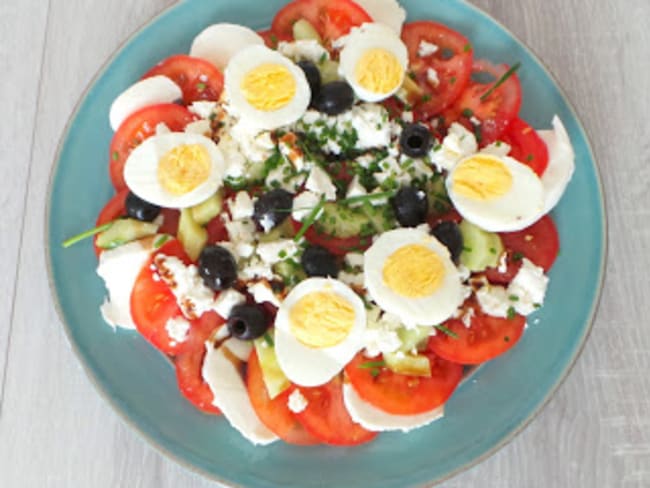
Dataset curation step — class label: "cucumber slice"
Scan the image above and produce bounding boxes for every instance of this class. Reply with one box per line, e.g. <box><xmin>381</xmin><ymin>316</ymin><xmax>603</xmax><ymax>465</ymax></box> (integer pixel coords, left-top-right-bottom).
<box><xmin>361</xmin><ymin>202</ymin><xmax>396</xmax><ymax>233</ymax></box>
<box><xmin>96</xmin><ymin>219</ymin><xmax>159</xmax><ymax>249</ymax></box>
<box><xmin>254</xmin><ymin>335</ymin><xmax>290</xmax><ymax>400</ymax></box>
<box><xmin>459</xmin><ymin>220</ymin><xmax>504</xmax><ymax>272</ymax></box>
<box><xmin>274</xmin><ymin>259</ymin><xmax>306</xmax><ymax>287</ymax></box>
<box><xmin>425</xmin><ymin>175</ymin><xmax>453</xmax><ymax>216</ymax></box>
<box><xmin>190</xmin><ymin>191</ymin><xmax>223</xmax><ymax>226</ymax></box>
<box><xmin>292</xmin><ymin>19</ymin><xmax>323</xmax><ymax>43</ymax></box>
<box><xmin>384</xmin><ymin>352</ymin><xmax>432</xmax><ymax>377</ymax></box>
<box><xmin>314</xmin><ymin>202</ymin><xmax>393</xmax><ymax>239</ymax></box>
<box><xmin>258</xmin><ymin>218</ymin><xmax>295</xmax><ymax>243</ymax></box>
<box><xmin>178</xmin><ymin>209</ymin><xmax>208</xmax><ymax>261</ymax></box>
<box><xmin>397</xmin><ymin>326</ymin><xmax>432</xmax><ymax>353</ymax></box>
<box><xmin>318</xmin><ymin>59</ymin><xmax>340</xmax><ymax>84</ymax></box>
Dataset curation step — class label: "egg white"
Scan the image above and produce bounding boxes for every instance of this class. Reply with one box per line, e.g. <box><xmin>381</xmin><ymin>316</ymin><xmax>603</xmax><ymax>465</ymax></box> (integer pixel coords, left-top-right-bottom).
<box><xmin>275</xmin><ymin>278</ymin><xmax>367</xmax><ymax>387</ymax></box>
<box><xmin>538</xmin><ymin>116</ymin><xmax>575</xmax><ymax>215</ymax></box>
<box><xmin>352</xmin><ymin>0</ymin><xmax>407</xmax><ymax>35</ymax></box>
<box><xmin>338</xmin><ymin>23</ymin><xmax>408</xmax><ymax>102</ymax></box>
<box><xmin>364</xmin><ymin>229</ymin><xmax>463</xmax><ymax>327</ymax></box>
<box><xmin>124</xmin><ymin>132</ymin><xmax>225</xmax><ymax>209</ymax></box>
<box><xmin>190</xmin><ymin>23</ymin><xmax>264</xmax><ymax>71</ymax></box>
<box><xmin>447</xmin><ymin>154</ymin><xmax>546</xmax><ymax>233</ymax></box>
<box><xmin>224</xmin><ymin>45</ymin><xmax>311</xmax><ymax>130</ymax></box>
<box><xmin>109</xmin><ymin>75</ymin><xmax>182</xmax><ymax>131</ymax></box>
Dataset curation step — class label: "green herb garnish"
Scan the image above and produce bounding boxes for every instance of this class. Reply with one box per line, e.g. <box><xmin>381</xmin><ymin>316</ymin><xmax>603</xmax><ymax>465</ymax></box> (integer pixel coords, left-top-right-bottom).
<box><xmin>461</xmin><ymin>108</ymin><xmax>474</xmax><ymax>118</ymax></box>
<box><xmin>196</xmin><ymin>82</ymin><xmax>206</xmax><ymax>92</ymax></box>
<box><xmin>154</xmin><ymin>235</ymin><xmax>171</xmax><ymax>249</ymax></box>
<box><xmin>509</xmin><ymin>295</ymin><xmax>520</xmax><ymax>302</ymax></box>
<box><xmin>358</xmin><ymin>360</ymin><xmax>386</xmax><ymax>370</ymax></box>
<box><xmin>263</xmin><ymin>332</ymin><xmax>274</xmax><ymax>347</ymax></box>
<box><xmin>480</xmin><ymin>62</ymin><xmax>521</xmax><ymax>102</ymax></box>
<box><xmin>512</xmin><ymin>251</ymin><xmax>524</xmax><ymax>262</ymax></box>
<box><xmin>62</xmin><ymin>222</ymin><xmax>113</xmax><ymax>248</ymax></box>
<box><xmin>294</xmin><ymin>196</ymin><xmax>325</xmax><ymax>242</ymax></box>
<box><xmin>435</xmin><ymin>325</ymin><xmax>459</xmax><ymax>339</ymax></box>
<box><xmin>507</xmin><ymin>306</ymin><xmax>517</xmax><ymax>320</ymax></box>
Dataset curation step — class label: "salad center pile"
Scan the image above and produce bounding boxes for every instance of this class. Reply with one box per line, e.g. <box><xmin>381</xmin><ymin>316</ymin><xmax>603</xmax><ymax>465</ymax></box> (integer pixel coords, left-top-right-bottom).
<box><xmin>67</xmin><ymin>0</ymin><xmax>575</xmax><ymax>447</ymax></box>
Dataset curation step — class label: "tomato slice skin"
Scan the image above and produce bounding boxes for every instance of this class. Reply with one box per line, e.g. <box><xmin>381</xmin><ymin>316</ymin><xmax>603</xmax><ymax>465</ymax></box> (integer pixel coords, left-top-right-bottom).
<box><xmin>174</xmin><ymin>311</ymin><xmax>224</xmax><ymax>415</ymax></box>
<box><xmin>499</xmin><ymin>117</ymin><xmax>549</xmax><ymax>176</ymax></box>
<box><xmin>294</xmin><ymin>376</ymin><xmax>377</xmax><ymax>446</ymax></box>
<box><xmin>499</xmin><ymin>215</ymin><xmax>560</xmax><ymax>272</ymax></box>
<box><xmin>428</xmin><ymin>305</ymin><xmax>526</xmax><ymax>365</ymax></box>
<box><xmin>271</xmin><ymin>0</ymin><xmax>372</xmax><ymax>44</ymax></box>
<box><xmin>130</xmin><ymin>240</ymin><xmax>190</xmax><ymax>356</ymax></box>
<box><xmin>143</xmin><ymin>54</ymin><xmax>224</xmax><ymax>105</ymax></box>
<box><xmin>402</xmin><ymin>21</ymin><xmax>474</xmax><ymax>118</ymax></box>
<box><xmin>345</xmin><ymin>351</ymin><xmax>463</xmax><ymax>415</ymax></box>
<box><xmin>94</xmin><ymin>189</ymin><xmax>128</xmax><ymax>256</ymax></box>
<box><xmin>484</xmin><ymin>252</ymin><xmax>523</xmax><ymax>285</ymax></box>
<box><xmin>443</xmin><ymin>59</ymin><xmax>522</xmax><ymax>145</ymax></box>
<box><xmin>247</xmin><ymin>351</ymin><xmax>319</xmax><ymax>445</ymax></box>
<box><xmin>109</xmin><ymin>103</ymin><xmax>196</xmax><ymax>190</ymax></box>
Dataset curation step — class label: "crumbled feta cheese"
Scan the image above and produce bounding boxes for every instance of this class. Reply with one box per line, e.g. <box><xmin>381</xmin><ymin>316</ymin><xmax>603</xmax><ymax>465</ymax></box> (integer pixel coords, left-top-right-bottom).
<box><xmin>368</xmin><ymin>187</ymin><xmax>390</xmax><ymax>206</ymax></box>
<box><xmin>184</xmin><ymin>119</ymin><xmax>211</xmax><ymax>135</ymax></box>
<box><xmin>458</xmin><ymin>264</ymin><xmax>471</xmax><ymax>282</ymax></box>
<box><xmin>346</xmin><ymin>175</ymin><xmax>367</xmax><ymax>202</ymax></box>
<box><xmin>225</xmin><ymin>219</ymin><xmax>256</xmax><ymax>243</ymax></box>
<box><xmin>219</xmin><ymin>134</ymin><xmax>248</xmax><ymax>178</ymax></box>
<box><xmin>461</xmin><ymin>308</ymin><xmax>475</xmax><ymax>328</ymax></box>
<box><xmin>431</xmin><ymin>122</ymin><xmax>478</xmax><ymax>171</ymax></box>
<box><xmin>426</xmin><ymin>67</ymin><xmax>440</xmax><ymax>87</ymax></box>
<box><xmin>476</xmin><ymin>283</ymin><xmax>511</xmax><ymax>318</ymax></box>
<box><xmin>350</xmin><ymin>104</ymin><xmax>393</xmax><ymax>150</ymax></box>
<box><xmin>278</xmin><ymin>39</ymin><xmax>330</xmax><ymax>64</ymax></box>
<box><xmin>229</xmin><ymin>191</ymin><xmax>255</xmax><ymax>221</ymax></box>
<box><xmin>469</xmin><ymin>116</ymin><xmax>481</xmax><ymax>127</ymax></box>
<box><xmin>229</xmin><ymin>123</ymin><xmax>276</xmax><ymax>164</ymax></box>
<box><xmin>497</xmin><ymin>253</ymin><xmax>508</xmax><ymax>273</ymax></box>
<box><xmin>287</xmin><ymin>389</ymin><xmax>309</xmax><ymax>414</ymax></box>
<box><xmin>363</xmin><ymin>310</ymin><xmax>404</xmax><ymax>357</ymax></box>
<box><xmin>418</xmin><ymin>40</ymin><xmax>439</xmax><ymax>57</ymax></box>
<box><xmin>248</xmin><ymin>281</ymin><xmax>281</xmax><ymax>307</ymax></box>
<box><xmin>279</xmin><ymin>132</ymin><xmax>306</xmax><ymax>171</ymax></box>
<box><xmin>416</xmin><ymin>223</ymin><xmax>431</xmax><ymax>234</ymax></box>
<box><xmin>292</xmin><ymin>191</ymin><xmax>323</xmax><ymax>222</ymax></box>
<box><xmin>508</xmin><ymin>258</ymin><xmax>549</xmax><ymax>316</ymax></box>
<box><xmin>339</xmin><ymin>271</ymin><xmax>365</xmax><ymax>288</ymax></box>
<box><xmin>265</xmin><ymin>162</ymin><xmax>307</xmax><ymax>193</ymax></box>
<box><xmin>213</xmin><ymin>289</ymin><xmax>246</xmax><ymax>319</ymax></box>
<box><xmin>240</xmin><ymin>257</ymin><xmax>276</xmax><ymax>281</ymax></box>
<box><xmin>402</xmin><ymin>111</ymin><xmax>414</xmax><ymax>123</ymax></box>
<box><xmin>165</xmin><ymin>316</ymin><xmax>191</xmax><ymax>344</ymax></box>
<box><xmin>305</xmin><ymin>166</ymin><xmax>337</xmax><ymax>201</ymax></box>
<box><xmin>256</xmin><ymin>239</ymin><xmax>299</xmax><ymax>265</ymax></box>
<box><xmin>482</xmin><ymin>141</ymin><xmax>512</xmax><ymax>158</ymax></box>
<box><xmin>189</xmin><ymin>101</ymin><xmax>217</xmax><ymax>119</ymax></box>
<box><xmin>345</xmin><ymin>253</ymin><xmax>364</xmax><ymax>268</ymax></box>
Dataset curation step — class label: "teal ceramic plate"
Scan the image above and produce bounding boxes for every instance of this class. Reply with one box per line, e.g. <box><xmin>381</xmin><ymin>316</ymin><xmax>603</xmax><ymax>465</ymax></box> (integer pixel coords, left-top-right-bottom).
<box><xmin>47</xmin><ymin>1</ymin><xmax>606</xmax><ymax>486</ymax></box>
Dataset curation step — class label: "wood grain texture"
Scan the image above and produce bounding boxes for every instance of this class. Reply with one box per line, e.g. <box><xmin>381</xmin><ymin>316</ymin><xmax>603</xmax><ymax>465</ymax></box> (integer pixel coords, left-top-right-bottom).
<box><xmin>1</xmin><ymin>0</ymin><xmax>649</xmax><ymax>487</ymax></box>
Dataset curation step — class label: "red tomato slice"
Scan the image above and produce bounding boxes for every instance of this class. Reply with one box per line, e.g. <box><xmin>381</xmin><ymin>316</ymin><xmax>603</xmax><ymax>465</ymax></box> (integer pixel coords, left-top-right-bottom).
<box><xmin>290</xmin><ymin>219</ymin><xmax>370</xmax><ymax>256</ymax></box>
<box><xmin>443</xmin><ymin>59</ymin><xmax>522</xmax><ymax>145</ymax></box>
<box><xmin>294</xmin><ymin>376</ymin><xmax>377</xmax><ymax>446</ymax></box>
<box><xmin>130</xmin><ymin>239</ymin><xmax>191</xmax><ymax>356</ymax></box>
<box><xmin>109</xmin><ymin>103</ymin><xmax>196</xmax><ymax>190</ymax></box>
<box><xmin>271</xmin><ymin>0</ymin><xmax>372</xmax><ymax>44</ymax></box>
<box><xmin>143</xmin><ymin>54</ymin><xmax>224</xmax><ymax>105</ymax></box>
<box><xmin>428</xmin><ymin>305</ymin><xmax>526</xmax><ymax>365</ymax></box>
<box><xmin>206</xmin><ymin>215</ymin><xmax>229</xmax><ymax>244</ymax></box>
<box><xmin>159</xmin><ymin>208</ymin><xmax>181</xmax><ymax>237</ymax></box>
<box><xmin>345</xmin><ymin>351</ymin><xmax>463</xmax><ymax>415</ymax></box>
<box><xmin>247</xmin><ymin>351</ymin><xmax>319</xmax><ymax>445</ymax></box>
<box><xmin>499</xmin><ymin>215</ymin><xmax>560</xmax><ymax>272</ymax></box>
<box><xmin>174</xmin><ymin>311</ymin><xmax>224</xmax><ymax>415</ymax></box>
<box><xmin>402</xmin><ymin>21</ymin><xmax>474</xmax><ymax>118</ymax></box>
<box><xmin>500</xmin><ymin>118</ymin><xmax>549</xmax><ymax>176</ymax></box>
<box><xmin>484</xmin><ymin>252</ymin><xmax>523</xmax><ymax>285</ymax></box>
<box><xmin>94</xmin><ymin>189</ymin><xmax>128</xmax><ymax>256</ymax></box>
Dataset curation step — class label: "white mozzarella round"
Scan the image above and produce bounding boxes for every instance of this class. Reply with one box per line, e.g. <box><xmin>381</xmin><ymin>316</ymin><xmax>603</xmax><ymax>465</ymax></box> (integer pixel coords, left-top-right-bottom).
<box><xmin>124</xmin><ymin>132</ymin><xmax>225</xmax><ymax>209</ymax></box>
<box><xmin>539</xmin><ymin>116</ymin><xmax>576</xmax><ymax>214</ymax></box>
<box><xmin>190</xmin><ymin>23</ymin><xmax>264</xmax><ymax>70</ymax></box>
<box><xmin>353</xmin><ymin>0</ymin><xmax>407</xmax><ymax>35</ymax></box>
<box><xmin>447</xmin><ymin>154</ymin><xmax>545</xmax><ymax>233</ymax></box>
<box><xmin>109</xmin><ymin>75</ymin><xmax>182</xmax><ymax>131</ymax></box>
<box><xmin>343</xmin><ymin>383</ymin><xmax>444</xmax><ymax>432</ymax></box>
<box><xmin>275</xmin><ymin>278</ymin><xmax>367</xmax><ymax>387</ymax></box>
<box><xmin>224</xmin><ymin>45</ymin><xmax>311</xmax><ymax>130</ymax></box>
<box><xmin>364</xmin><ymin>229</ymin><xmax>463</xmax><ymax>327</ymax></box>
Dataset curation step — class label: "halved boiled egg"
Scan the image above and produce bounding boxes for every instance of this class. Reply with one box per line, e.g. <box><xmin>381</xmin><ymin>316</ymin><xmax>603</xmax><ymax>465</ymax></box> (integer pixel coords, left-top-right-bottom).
<box><xmin>124</xmin><ymin>132</ymin><xmax>224</xmax><ymax>209</ymax></box>
<box><xmin>364</xmin><ymin>229</ymin><xmax>463</xmax><ymax>326</ymax></box>
<box><xmin>190</xmin><ymin>23</ymin><xmax>264</xmax><ymax>71</ymax></box>
<box><xmin>275</xmin><ymin>278</ymin><xmax>367</xmax><ymax>387</ymax></box>
<box><xmin>352</xmin><ymin>0</ymin><xmax>407</xmax><ymax>35</ymax></box>
<box><xmin>538</xmin><ymin>116</ymin><xmax>576</xmax><ymax>215</ymax></box>
<box><xmin>224</xmin><ymin>45</ymin><xmax>311</xmax><ymax>130</ymax></box>
<box><xmin>446</xmin><ymin>153</ymin><xmax>545</xmax><ymax>232</ymax></box>
<box><xmin>338</xmin><ymin>23</ymin><xmax>408</xmax><ymax>102</ymax></box>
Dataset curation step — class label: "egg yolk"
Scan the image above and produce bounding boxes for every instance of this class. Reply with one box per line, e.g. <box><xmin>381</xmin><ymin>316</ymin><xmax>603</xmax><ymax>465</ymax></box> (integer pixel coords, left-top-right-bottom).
<box><xmin>355</xmin><ymin>48</ymin><xmax>403</xmax><ymax>95</ymax></box>
<box><xmin>158</xmin><ymin>144</ymin><xmax>210</xmax><ymax>195</ymax></box>
<box><xmin>383</xmin><ymin>244</ymin><xmax>444</xmax><ymax>298</ymax></box>
<box><xmin>289</xmin><ymin>291</ymin><xmax>355</xmax><ymax>348</ymax></box>
<box><xmin>452</xmin><ymin>155</ymin><xmax>513</xmax><ymax>201</ymax></box>
<box><xmin>241</xmin><ymin>63</ymin><xmax>296</xmax><ymax>111</ymax></box>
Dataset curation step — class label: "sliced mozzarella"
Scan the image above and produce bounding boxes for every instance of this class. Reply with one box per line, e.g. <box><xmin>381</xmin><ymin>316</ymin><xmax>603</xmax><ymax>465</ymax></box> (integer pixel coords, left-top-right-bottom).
<box><xmin>352</xmin><ymin>0</ymin><xmax>407</xmax><ymax>35</ymax></box>
<box><xmin>343</xmin><ymin>383</ymin><xmax>444</xmax><ymax>432</ymax></box>
<box><xmin>191</xmin><ymin>23</ymin><xmax>264</xmax><ymax>70</ymax></box>
<box><xmin>109</xmin><ymin>76</ymin><xmax>182</xmax><ymax>131</ymax></box>
<box><xmin>538</xmin><ymin>116</ymin><xmax>576</xmax><ymax>214</ymax></box>
<box><xmin>96</xmin><ymin>238</ymin><xmax>156</xmax><ymax>330</ymax></box>
<box><xmin>201</xmin><ymin>339</ymin><xmax>278</xmax><ymax>445</ymax></box>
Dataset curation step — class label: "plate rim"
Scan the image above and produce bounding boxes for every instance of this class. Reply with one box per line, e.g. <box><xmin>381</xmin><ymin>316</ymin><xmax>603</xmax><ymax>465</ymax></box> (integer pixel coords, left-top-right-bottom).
<box><xmin>44</xmin><ymin>1</ymin><xmax>608</xmax><ymax>486</ymax></box>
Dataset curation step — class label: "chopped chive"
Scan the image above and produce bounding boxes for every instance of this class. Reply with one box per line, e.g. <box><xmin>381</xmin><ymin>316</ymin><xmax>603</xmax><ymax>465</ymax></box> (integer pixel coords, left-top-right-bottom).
<box><xmin>480</xmin><ymin>62</ymin><xmax>521</xmax><ymax>102</ymax></box>
<box><xmin>270</xmin><ymin>34</ymin><xmax>278</xmax><ymax>46</ymax></box>
<box><xmin>449</xmin><ymin>76</ymin><xmax>457</xmax><ymax>85</ymax></box>
<box><xmin>62</xmin><ymin>222</ymin><xmax>113</xmax><ymax>248</ymax></box>
<box><xmin>534</xmin><ymin>303</ymin><xmax>542</xmax><ymax>309</ymax></box>
<box><xmin>464</xmin><ymin>43</ymin><xmax>472</xmax><ymax>52</ymax></box>
<box><xmin>196</xmin><ymin>82</ymin><xmax>206</xmax><ymax>92</ymax></box>
<box><xmin>263</xmin><ymin>332</ymin><xmax>274</xmax><ymax>347</ymax></box>
<box><xmin>512</xmin><ymin>251</ymin><xmax>524</xmax><ymax>262</ymax></box>
<box><xmin>461</xmin><ymin>108</ymin><xmax>474</xmax><ymax>118</ymax></box>
<box><xmin>526</xmin><ymin>154</ymin><xmax>534</xmax><ymax>162</ymax></box>
<box><xmin>370</xmin><ymin>369</ymin><xmax>381</xmax><ymax>378</ymax></box>
<box><xmin>319</xmin><ymin>52</ymin><xmax>327</xmax><ymax>64</ymax></box>
<box><xmin>435</xmin><ymin>324</ymin><xmax>459</xmax><ymax>339</ymax></box>
<box><xmin>508</xmin><ymin>295</ymin><xmax>519</xmax><ymax>302</ymax></box>
<box><xmin>294</xmin><ymin>196</ymin><xmax>325</xmax><ymax>242</ymax></box>
<box><xmin>507</xmin><ymin>306</ymin><xmax>516</xmax><ymax>320</ymax></box>
<box><xmin>408</xmin><ymin>71</ymin><xmax>416</xmax><ymax>80</ymax></box>
<box><xmin>339</xmin><ymin>190</ymin><xmax>396</xmax><ymax>206</ymax></box>
<box><xmin>489</xmin><ymin>247</ymin><xmax>497</xmax><ymax>254</ymax></box>
<box><xmin>421</xmin><ymin>94</ymin><xmax>432</xmax><ymax>103</ymax></box>
<box><xmin>504</xmin><ymin>336</ymin><xmax>511</xmax><ymax>342</ymax></box>
<box><xmin>154</xmin><ymin>235</ymin><xmax>171</xmax><ymax>249</ymax></box>
<box><xmin>112</xmin><ymin>151</ymin><xmax>119</xmax><ymax>161</ymax></box>
<box><xmin>358</xmin><ymin>360</ymin><xmax>386</xmax><ymax>369</ymax></box>
<box><xmin>463</xmin><ymin>246</ymin><xmax>472</xmax><ymax>253</ymax></box>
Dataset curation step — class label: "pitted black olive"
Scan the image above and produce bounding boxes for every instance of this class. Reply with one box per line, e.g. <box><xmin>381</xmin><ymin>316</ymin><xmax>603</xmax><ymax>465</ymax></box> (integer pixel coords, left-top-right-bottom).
<box><xmin>391</xmin><ymin>187</ymin><xmax>428</xmax><ymax>228</ymax></box>
<box><xmin>198</xmin><ymin>245</ymin><xmax>238</xmax><ymax>291</ymax></box>
<box><xmin>301</xmin><ymin>245</ymin><xmax>339</xmax><ymax>278</ymax></box>
<box><xmin>253</xmin><ymin>189</ymin><xmax>294</xmax><ymax>232</ymax></box>
<box><xmin>227</xmin><ymin>304</ymin><xmax>270</xmax><ymax>340</ymax></box>
<box><xmin>431</xmin><ymin>221</ymin><xmax>464</xmax><ymax>264</ymax></box>
<box><xmin>125</xmin><ymin>192</ymin><xmax>160</xmax><ymax>222</ymax></box>
<box><xmin>399</xmin><ymin>123</ymin><xmax>433</xmax><ymax>158</ymax></box>
<box><xmin>313</xmin><ymin>81</ymin><xmax>355</xmax><ymax>116</ymax></box>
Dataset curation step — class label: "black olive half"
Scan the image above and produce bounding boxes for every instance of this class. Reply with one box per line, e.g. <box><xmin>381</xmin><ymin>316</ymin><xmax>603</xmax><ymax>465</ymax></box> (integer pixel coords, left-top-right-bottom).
<box><xmin>431</xmin><ymin>221</ymin><xmax>464</xmax><ymax>264</ymax></box>
<box><xmin>297</xmin><ymin>60</ymin><xmax>322</xmax><ymax>104</ymax></box>
<box><xmin>391</xmin><ymin>187</ymin><xmax>428</xmax><ymax>228</ymax></box>
<box><xmin>198</xmin><ymin>245</ymin><xmax>238</xmax><ymax>291</ymax></box>
<box><xmin>313</xmin><ymin>81</ymin><xmax>355</xmax><ymax>116</ymax></box>
<box><xmin>125</xmin><ymin>192</ymin><xmax>160</xmax><ymax>222</ymax></box>
<box><xmin>227</xmin><ymin>304</ymin><xmax>270</xmax><ymax>340</ymax></box>
<box><xmin>301</xmin><ymin>245</ymin><xmax>339</xmax><ymax>278</ymax></box>
<box><xmin>253</xmin><ymin>189</ymin><xmax>294</xmax><ymax>232</ymax></box>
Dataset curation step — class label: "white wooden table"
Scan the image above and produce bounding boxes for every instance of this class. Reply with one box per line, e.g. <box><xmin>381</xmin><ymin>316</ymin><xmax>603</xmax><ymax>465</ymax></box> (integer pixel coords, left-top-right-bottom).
<box><xmin>1</xmin><ymin>0</ymin><xmax>648</xmax><ymax>486</ymax></box>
